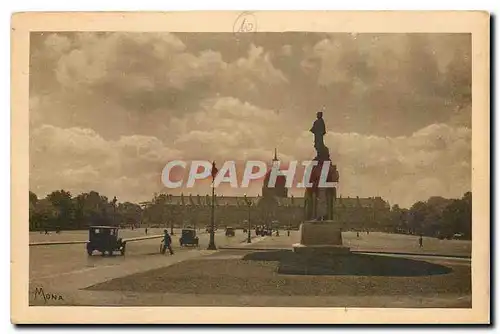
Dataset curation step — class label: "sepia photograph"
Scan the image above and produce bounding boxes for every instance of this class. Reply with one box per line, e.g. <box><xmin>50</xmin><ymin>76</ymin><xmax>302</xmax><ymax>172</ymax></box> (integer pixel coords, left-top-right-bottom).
<box><xmin>11</xmin><ymin>11</ymin><xmax>490</xmax><ymax>324</ymax></box>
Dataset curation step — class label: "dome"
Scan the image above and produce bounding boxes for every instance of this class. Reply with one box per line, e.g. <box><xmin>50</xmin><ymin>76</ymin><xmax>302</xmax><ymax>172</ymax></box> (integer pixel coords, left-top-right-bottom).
<box><xmin>261</xmin><ymin>148</ymin><xmax>288</xmax><ymax>198</ymax></box>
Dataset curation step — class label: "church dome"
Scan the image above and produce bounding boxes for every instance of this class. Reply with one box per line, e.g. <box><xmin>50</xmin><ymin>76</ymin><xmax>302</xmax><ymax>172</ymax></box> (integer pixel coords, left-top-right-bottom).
<box><xmin>262</xmin><ymin>148</ymin><xmax>288</xmax><ymax>198</ymax></box>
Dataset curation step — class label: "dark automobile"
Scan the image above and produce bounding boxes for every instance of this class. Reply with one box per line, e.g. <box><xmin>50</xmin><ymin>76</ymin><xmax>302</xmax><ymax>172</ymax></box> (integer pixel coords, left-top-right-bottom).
<box><xmin>260</xmin><ymin>227</ymin><xmax>272</xmax><ymax>236</ymax></box>
<box><xmin>179</xmin><ymin>228</ymin><xmax>199</xmax><ymax>247</ymax></box>
<box><xmin>225</xmin><ymin>227</ymin><xmax>235</xmax><ymax>237</ymax></box>
<box><xmin>86</xmin><ymin>226</ymin><xmax>126</xmax><ymax>256</ymax></box>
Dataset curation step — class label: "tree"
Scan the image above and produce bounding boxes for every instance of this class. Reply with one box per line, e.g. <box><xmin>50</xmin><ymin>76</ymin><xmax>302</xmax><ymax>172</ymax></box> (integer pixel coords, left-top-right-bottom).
<box><xmin>408</xmin><ymin>201</ymin><xmax>428</xmax><ymax>234</ymax></box>
<box><xmin>441</xmin><ymin>192</ymin><xmax>472</xmax><ymax>239</ymax></box>
<box><xmin>46</xmin><ymin>190</ymin><xmax>74</xmax><ymax>230</ymax></box>
<box><xmin>389</xmin><ymin>204</ymin><xmax>407</xmax><ymax>233</ymax></box>
<box><xmin>29</xmin><ymin>191</ymin><xmax>38</xmax><ymax>206</ymax></box>
<box><xmin>29</xmin><ymin>191</ymin><xmax>38</xmax><ymax>229</ymax></box>
<box><xmin>422</xmin><ymin>196</ymin><xmax>453</xmax><ymax>236</ymax></box>
<box><xmin>461</xmin><ymin>191</ymin><xmax>472</xmax><ymax>238</ymax></box>
<box><xmin>31</xmin><ymin>198</ymin><xmax>58</xmax><ymax>230</ymax></box>
<box><xmin>117</xmin><ymin>202</ymin><xmax>142</xmax><ymax>226</ymax></box>
<box><xmin>73</xmin><ymin>194</ymin><xmax>87</xmax><ymax>229</ymax></box>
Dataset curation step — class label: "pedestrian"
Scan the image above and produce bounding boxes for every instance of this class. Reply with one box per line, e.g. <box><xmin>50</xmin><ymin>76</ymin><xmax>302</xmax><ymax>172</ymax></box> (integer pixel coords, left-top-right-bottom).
<box><xmin>419</xmin><ymin>234</ymin><xmax>423</xmax><ymax>248</ymax></box>
<box><xmin>356</xmin><ymin>231</ymin><xmax>360</xmax><ymax>238</ymax></box>
<box><xmin>162</xmin><ymin>229</ymin><xmax>174</xmax><ymax>255</ymax></box>
<box><xmin>145</xmin><ymin>227</ymin><xmax>148</xmax><ymax>235</ymax></box>
<box><xmin>287</xmin><ymin>229</ymin><xmax>290</xmax><ymax>237</ymax></box>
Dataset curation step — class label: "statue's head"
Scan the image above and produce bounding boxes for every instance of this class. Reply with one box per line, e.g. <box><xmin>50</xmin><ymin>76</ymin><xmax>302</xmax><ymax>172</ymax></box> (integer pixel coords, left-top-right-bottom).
<box><xmin>316</xmin><ymin>111</ymin><xmax>323</xmax><ymax>119</ymax></box>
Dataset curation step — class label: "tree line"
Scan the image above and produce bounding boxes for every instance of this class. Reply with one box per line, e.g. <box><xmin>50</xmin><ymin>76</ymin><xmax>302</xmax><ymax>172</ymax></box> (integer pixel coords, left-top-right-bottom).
<box><xmin>388</xmin><ymin>191</ymin><xmax>472</xmax><ymax>239</ymax></box>
<box><xmin>29</xmin><ymin>189</ymin><xmax>472</xmax><ymax>240</ymax></box>
<box><xmin>29</xmin><ymin>190</ymin><xmax>142</xmax><ymax>231</ymax></box>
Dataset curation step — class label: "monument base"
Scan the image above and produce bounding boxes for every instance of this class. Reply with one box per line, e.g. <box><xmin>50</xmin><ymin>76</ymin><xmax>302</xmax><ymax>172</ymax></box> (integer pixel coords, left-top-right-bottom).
<box><xmin>292</xmin><ymin>220</ymin><xmax>351</xmax><ymax>257</ymax></box>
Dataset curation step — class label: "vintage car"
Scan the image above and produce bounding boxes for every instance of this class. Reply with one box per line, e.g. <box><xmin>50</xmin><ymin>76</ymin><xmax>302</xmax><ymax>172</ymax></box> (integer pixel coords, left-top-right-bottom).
<box><xmin>179</xmin><ymin>228</ymin><xmax>199</xmax><ymax>246</ymax></box>
<box><xmin>86</xmin><ymin>225</ymin><xmax>126</xmax><ymax>256</ymax></box>
<box><xmin>258</xmin><ymin>226</ymin><xmax>272</xmax><ymax>236</ymax></box>
<box><xmin>225</xmin><ymin>227</ymin><xmax>235</xmax><ymax>237</ymax></box>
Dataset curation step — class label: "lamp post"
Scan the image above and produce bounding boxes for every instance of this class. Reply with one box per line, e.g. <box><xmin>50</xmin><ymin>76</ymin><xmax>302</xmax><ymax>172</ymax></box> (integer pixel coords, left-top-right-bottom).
<box><xmin>246</xmin><ymin>197</ymin><xmax>252</xmax><ymax>243</ymax></box>
<box><xmin>207</xmin><ymin>161</ymin><xmax>218</xmax><ymax>250</ymax></box>
<box><xmin>112</xmin><ymin>196</ymin><xmax>117</xmax><ymax>226</ymax></box>
<box><xmin>170</xmin><ymin>205</ymin><xmax>174</xmax><ymax>235</ymax></box>
<box><xmin>193</xmin><ymin>206</ymin><xmax>197</xmax><ymax>231</ymax></box>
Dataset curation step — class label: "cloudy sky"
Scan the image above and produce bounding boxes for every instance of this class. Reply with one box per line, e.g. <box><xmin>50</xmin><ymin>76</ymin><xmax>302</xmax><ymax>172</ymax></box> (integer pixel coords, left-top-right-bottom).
<box><xmin>29</xmin><ymin>32</ymin><xmax>471</xmax><ymax>208</ymax></box>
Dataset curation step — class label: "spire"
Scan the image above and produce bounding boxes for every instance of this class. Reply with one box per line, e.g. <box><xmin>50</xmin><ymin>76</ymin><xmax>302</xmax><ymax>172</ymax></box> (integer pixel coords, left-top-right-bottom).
<box><xmin>273</xmin><ymin>147</ymin><xmax>278</xmax><ymax>162</ymax></box>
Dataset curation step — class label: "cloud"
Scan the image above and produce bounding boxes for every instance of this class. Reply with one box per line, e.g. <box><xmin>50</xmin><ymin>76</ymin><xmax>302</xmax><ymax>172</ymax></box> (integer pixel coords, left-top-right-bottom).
<box><xmin>30</xmin><ymin>97</ymin><xmax>470</xmax><ymax>207</ymax></box>
<box><xmin>30</xmin><ymin>124</ymin><xmax>182</xmax><ymax>200</ymax></box>
<box><xmin>30</xmin><ymin>33</ymin><xmax>289</xmax><ymax>139</ymax></box>
<box><xmin>301</xmin><ymin>34</ymin><xmax>472</xmax><ymax>134</ymax></box>
<box><xmin>29</xmin><ymin>32</ymin><xmax>471</xmax><ymax>207</ymax></box>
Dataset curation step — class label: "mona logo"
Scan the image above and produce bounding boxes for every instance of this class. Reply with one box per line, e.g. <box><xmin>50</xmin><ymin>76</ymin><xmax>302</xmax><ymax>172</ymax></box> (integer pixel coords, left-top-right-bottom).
<box><xmin>33</xmin><ymin>287</ymin><xmax>64</xmax><ymax>303</ymax></box>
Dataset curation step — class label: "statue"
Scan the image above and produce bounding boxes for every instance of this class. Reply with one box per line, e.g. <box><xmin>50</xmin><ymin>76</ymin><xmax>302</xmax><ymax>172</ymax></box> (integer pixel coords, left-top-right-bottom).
<box><xmin>310</xmin><ymin>110</ymin><xmax>330</xmax><ymax>161</ymax></box>
<box><xmin>303</xmin><ymin>109</ymin><xmax>338</xmax><ymax>220</ymax></box>
<box><xmin>292</xmin><ymin>108</ymin><xmax>349</xmax><ymax>257</ymax></box>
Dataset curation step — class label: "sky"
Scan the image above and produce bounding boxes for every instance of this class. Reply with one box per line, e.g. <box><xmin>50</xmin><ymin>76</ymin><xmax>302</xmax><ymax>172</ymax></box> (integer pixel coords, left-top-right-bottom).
<box><xmin>29</xmin><ymin>32</ymin><xmax>471</xmax><ymax>208</ymax></box>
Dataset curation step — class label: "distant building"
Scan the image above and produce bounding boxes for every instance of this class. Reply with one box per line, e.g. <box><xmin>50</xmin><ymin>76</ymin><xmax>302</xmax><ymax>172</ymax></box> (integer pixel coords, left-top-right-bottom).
<box><xmin>150</xmin><ymin>149</ymin><xmax>390</xmax><ymax>229</ymax></box>
<box><xmin>261</xmin><ymin>148</ymin><xmax>288</xmax><ymax>199</ymax></box>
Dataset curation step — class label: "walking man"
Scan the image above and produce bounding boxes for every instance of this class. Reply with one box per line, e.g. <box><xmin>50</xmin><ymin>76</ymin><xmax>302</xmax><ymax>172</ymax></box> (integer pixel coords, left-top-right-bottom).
<box><xmin>162</xmin><ymin>229</ymin><xmax>174</xmax><ymax>255</ymax></box>
<box><xmin>419</xmin><ymin>234</ymin><xmax>423</xmax><ymax>248</ymax></box>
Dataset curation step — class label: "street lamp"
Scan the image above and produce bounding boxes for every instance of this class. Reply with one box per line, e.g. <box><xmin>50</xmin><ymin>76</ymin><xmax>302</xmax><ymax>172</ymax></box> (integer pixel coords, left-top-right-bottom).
<box><xmin>245</xmin><ymin>196</ymin><xmax>252</xmax><ymax>243</ymax></box>
<box><xmin>207</xmin><ymin>161</ymin><xmax>218</xmax><ymax>250</ymax></box>
<box><xmin>193</xmin><ymin>206</ymin><xmax>197</xmax><ymax>231</ymax></box>
<box><xmin>112</xmin><ymin>196</ymin><xmax>117</xmax><ymax>226</ymax></box>
<box><xmin>170</xmin><ymin>208</ymin><xmax>175</xmax><ymax>235</ymax></box>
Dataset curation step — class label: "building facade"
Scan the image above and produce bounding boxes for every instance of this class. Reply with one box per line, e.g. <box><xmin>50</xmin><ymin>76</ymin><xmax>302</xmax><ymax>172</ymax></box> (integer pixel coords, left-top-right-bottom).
<box><xmin>146</xmin><ymin>150</ymin><xmax>391</xmax><ymax>230</ymax></box>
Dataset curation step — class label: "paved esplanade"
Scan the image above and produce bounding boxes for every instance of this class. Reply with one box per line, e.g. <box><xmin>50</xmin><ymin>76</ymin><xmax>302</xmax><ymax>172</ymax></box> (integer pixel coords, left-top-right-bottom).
<box><xmin>29</xmin><ymin>228</ymin><xmax>248</xmax><ymax>280</ymax></box>
<box><xmin>29</xmin><ymin>230</ymin><xmax>470</xmax><ymax>307</ymax></box>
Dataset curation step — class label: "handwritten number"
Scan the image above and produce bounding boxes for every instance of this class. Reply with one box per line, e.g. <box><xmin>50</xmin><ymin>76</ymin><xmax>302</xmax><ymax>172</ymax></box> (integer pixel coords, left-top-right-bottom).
<box><xmin>237</xmin><ymin>16</ymin><xmax>255</xmax><ymax>33</ymax></box>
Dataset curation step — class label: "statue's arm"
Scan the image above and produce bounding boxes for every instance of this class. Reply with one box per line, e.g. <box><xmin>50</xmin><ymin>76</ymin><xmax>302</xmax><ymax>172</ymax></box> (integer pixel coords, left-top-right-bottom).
<box><xmin>310</xmin><ymin>122</ymin><xmax>316</xmax><ymax>133</ymax></box>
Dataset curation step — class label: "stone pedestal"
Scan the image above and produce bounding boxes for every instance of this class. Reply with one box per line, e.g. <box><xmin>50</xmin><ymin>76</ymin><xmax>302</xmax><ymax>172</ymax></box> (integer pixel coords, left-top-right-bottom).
<box><xmin>293</xmin><ymin>220</ymin><xmax>350</xmax><ymax>256</ymax></box>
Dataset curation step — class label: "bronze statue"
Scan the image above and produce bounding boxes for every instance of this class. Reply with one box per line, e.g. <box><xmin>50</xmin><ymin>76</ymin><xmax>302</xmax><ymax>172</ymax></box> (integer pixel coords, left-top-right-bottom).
<box><xmin>310</xmin><ymin>111</ymin><xmax>326</xmax><ymax>150</ymax></box>
<box><xmin>310</xmin><ymin>110</ymin><xmax>330</xmax><ymax>161</ymax></box>
<box><xmin>304</xmin><ymin>108</ymin><xmax>338</xmax><ymax>221</ymax></box>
